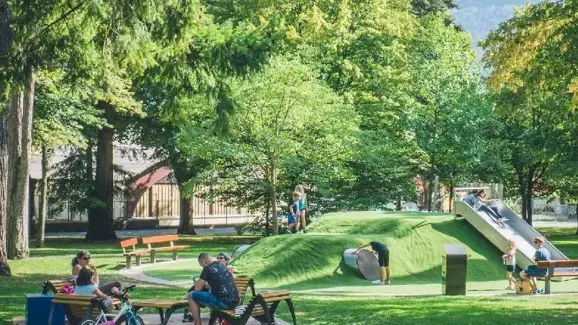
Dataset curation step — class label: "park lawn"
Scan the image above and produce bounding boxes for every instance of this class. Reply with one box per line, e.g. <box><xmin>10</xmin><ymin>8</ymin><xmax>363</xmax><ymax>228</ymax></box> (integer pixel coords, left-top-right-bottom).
<box><xmin>0</xmin><ymin>235</ymin><xmax>258</xmax><ymax>325</ymax></box>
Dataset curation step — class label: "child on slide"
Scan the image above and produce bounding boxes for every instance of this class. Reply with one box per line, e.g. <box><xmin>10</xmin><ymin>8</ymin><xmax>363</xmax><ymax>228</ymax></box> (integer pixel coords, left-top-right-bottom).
<box><xmin>502</xmin><ymin>238</ymin><xmax>517</xmax><ymax>290</ymax></box>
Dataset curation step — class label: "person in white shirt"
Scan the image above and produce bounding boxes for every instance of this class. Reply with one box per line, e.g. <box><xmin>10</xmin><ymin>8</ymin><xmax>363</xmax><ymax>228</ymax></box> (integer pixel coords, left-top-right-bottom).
<box><xmin>502</xmin><ymin>239</ymin><xmax>517</xmax><ymax>290</ymax></box>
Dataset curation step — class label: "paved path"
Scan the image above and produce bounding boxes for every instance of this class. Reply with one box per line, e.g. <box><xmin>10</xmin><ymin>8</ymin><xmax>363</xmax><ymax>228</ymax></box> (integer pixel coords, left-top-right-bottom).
<box><xmin>46</xmin><ymin>227</ymin><xmax>236</xmax><ymax>238</ymax></box>
<box><xmin>13</xmin><ymin>313</ymin><xmax>289</xmax><ymax>325</ymax></box>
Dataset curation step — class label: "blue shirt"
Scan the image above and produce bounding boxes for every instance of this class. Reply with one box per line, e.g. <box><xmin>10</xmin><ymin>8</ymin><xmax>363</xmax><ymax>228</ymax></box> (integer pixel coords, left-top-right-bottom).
<box><xmin>289</xmin><ymin>200</ymin><xmax>300</xmax><ymax>216</ymax></box>
<box><xmin>535</xmin><ymin>247</ymin><xmax>551</xmax><ymax>262</ymax></box>
<box><xmin>74</xmin><ymin>284</ymin><xmax>98</xmax><ymax>295</ymax></box>
<box><xmin>463</xmin><ymin>194</ymin><xmax>476</xmax><ymax>207</ymax></box>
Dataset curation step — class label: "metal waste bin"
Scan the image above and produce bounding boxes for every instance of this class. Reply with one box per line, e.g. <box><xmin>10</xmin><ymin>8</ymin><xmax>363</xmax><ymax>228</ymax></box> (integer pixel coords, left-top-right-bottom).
<box><xmin>442</xmin><ymin>244</ymin><xmax>467</xmax><ymax>295</ymax></box>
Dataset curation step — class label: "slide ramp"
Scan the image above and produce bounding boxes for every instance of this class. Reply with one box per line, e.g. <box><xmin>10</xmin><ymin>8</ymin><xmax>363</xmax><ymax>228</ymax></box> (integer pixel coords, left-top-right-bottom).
<box><xmin>455</xmin><ymin>200</ymin><xmax>569</xmax><ymax>271</ymax></box>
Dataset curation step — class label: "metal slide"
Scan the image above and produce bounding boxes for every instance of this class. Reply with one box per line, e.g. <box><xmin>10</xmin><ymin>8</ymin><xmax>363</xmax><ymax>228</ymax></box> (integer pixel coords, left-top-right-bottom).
<box><xmin>455</xmin><ymin>200</ymin><xmax>568</xmax><ymax>270</ymax></box>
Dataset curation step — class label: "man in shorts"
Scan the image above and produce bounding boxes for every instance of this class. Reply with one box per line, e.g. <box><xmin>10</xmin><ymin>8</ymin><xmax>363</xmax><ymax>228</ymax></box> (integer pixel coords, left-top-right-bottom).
<box><xmin>187</xmin><ymin>253</ymin><xmax>239</xmax><ymax>325</ymax></box>
<box><xmin>520</xmin><ymin>236</ymin><xmax>551</xmax><ymax>294</ymax></box>
<box><xmin>355</xmin><ymin>241</ymin><xmax>391</xmax><ymax>285</ymax></box>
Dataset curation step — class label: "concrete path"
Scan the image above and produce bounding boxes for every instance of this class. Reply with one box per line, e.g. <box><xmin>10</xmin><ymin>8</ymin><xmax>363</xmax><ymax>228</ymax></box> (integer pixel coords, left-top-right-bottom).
<box><xmin>13</xmin><ymin>313</ymin><xmax>290</xmax><ymax>325</ymax></box>
<box><xmin>46</xmin><ymin>227</ymin><xmax>236</xmax><ymax>238</ymax></box>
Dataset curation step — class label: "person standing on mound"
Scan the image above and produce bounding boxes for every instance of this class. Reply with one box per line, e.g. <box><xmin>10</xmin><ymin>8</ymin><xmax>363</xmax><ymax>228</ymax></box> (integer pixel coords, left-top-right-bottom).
<box><xmin>355</xmin><ymin>241</ymin><xmax>391</xmax><ymax>285</ymax></box>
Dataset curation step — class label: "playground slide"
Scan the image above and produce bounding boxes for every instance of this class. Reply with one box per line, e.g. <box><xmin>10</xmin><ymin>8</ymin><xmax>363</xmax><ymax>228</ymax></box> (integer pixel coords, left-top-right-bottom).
<box><xmin>455</xmin><ymin>200</ymin><xmax>569</xmax><ymax>271</ymax></box>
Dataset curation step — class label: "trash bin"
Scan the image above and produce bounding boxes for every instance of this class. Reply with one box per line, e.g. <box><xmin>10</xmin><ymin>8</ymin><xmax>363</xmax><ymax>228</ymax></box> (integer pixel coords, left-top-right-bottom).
<box><xmin>26</xmin><ymin>294</ymin><xmax>65</xmax><ymax>325</ymax></box>
<box><xmin>442</xmin><ymin>244</ymin><xmax>467</xmax><ymax>295</ymax></box>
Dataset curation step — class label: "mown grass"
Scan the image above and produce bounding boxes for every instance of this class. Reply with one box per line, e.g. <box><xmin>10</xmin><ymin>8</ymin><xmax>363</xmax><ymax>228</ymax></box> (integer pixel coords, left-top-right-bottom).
<box><xmin>2</xmin><ymin>212</ymin><xmax>578</xmax><ymax>325</ymax></box>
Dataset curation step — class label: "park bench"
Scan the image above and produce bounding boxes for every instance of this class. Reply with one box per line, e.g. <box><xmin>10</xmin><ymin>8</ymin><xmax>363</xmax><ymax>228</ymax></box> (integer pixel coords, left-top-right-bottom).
<box><xmin>132</xmin><ymin>277</ymin><xmax>256</xmax><ymax>325</ymax></box>
<box><xmin>536</xmin><ymin>260</ymin><xmax>578</xmax><ymax>294</ymax></box>
<box><xmin>42</xmin><ymin>279</ymin><xmax>75</xmax><ymax>294</ymax></box>
<box><xmin>141</xmin><ymin>234</ymin><xmax>190</xmax><ymax>263</ymax></box>
<box><xmin>120</xmin><ymin>237</ymin><xmax>152</xmax><ymax>269</ymax></box>
<box><xmin>208</xmin><ymin>290</ymin><xmax>297</xmax><ymax>325</ymax></box>
<box><xmin>48</xmin><ymin>293</ymin><xmax>120</xmax><ymax>325</ymax></box>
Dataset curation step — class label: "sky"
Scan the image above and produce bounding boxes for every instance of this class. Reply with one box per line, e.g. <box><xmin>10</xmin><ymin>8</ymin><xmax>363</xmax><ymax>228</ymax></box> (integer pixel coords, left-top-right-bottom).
<box><xmin>452</xmin><ymin>0</ymin><xmax>540</xmax><ymax>57</ymax></box>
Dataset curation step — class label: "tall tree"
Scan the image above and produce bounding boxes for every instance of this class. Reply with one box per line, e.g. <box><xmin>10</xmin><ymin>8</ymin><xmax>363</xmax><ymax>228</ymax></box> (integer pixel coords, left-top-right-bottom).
<box><xmin>0</xmin><ymin>0</ymin><xmax>11</xmax><ymax>275</ymax></box>
<box><xmin>482</xmin><ymin>1</ymin><xmax>578</xmax><ymax>224</ymax></box>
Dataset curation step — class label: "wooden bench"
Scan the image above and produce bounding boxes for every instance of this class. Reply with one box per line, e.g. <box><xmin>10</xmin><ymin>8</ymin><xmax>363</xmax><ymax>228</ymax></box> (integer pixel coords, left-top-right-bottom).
<box><xmin>536</xmin><ymin>260</ymin><xmax>578</xmax><ymax>294</ymax></box>
<box><xmin>141</xmin><ymin>234</ymin><xmax>190</xmax><ymax>263</ymax></box>
<box><xmin>48</xmin><ymin>293</ymin><xmax>120</xmax><ymax>325</ymax></box>
<box><xmin>132</xmin><ymin>277</ymin><xmax>256</xmax><ymax>325</ymax></box>
<box><xmin>208</xmin><ymin>291</ymin><xmax>297</xmax><ymax>325</ymax></box>
<box><xmin>42</xmin><ymin>279</ymin><xmax>75</xmax><ymax>294</ymax></box>
<box><xmin>120</xmin><ymin>237</ymin><xmax>152</xmax><ymax>269</ymax></box>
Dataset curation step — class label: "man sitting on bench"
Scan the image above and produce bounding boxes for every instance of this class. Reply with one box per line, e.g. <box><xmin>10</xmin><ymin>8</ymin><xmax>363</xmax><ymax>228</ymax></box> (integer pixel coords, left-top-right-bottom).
<box><xmin>188</xmin><ymin>253</ymin><xmax>239</xmax><ymax>325</ymax></box>
<box><xmin>520</xmin><ymin>236</ymin><xmax>551</xmax><ymax>294</ymax></box>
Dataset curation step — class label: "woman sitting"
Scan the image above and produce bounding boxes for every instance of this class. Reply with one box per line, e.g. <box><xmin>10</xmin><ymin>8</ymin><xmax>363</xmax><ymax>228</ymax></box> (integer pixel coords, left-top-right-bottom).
<box><xmin>71</xmin><ymin>250</ymin><xmax>122</xmax><ymax>295</ymax></box>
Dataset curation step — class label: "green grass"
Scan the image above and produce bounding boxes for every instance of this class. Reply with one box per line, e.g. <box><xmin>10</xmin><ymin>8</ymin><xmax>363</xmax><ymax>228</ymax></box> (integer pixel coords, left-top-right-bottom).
<box><xmin>3</xmin><ymin>213</ymin><xmax>578</xmax><ymax>324</ymax></box>
<box><xmin>0</xmin><ymin>235</ymin><xmax>258</xmax><ymax>324</ymax></box>
<box><xmin>229</xmin><ymin>212</ymin><xmax>507</xmax><ymax>291</ymax></box>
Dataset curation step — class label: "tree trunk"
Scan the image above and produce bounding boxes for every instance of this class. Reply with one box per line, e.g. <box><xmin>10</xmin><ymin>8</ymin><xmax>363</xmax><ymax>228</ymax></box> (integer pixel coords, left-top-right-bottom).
<box><xmin>7</xmin><ymin>70</ymin><xmax>34</xmax><ymax>259</ymax></box>
<box><xmin>270</xmin><ymin>166</ymin><xmax>278</xmax><ymax>235</ymax></box>
<box><xmin>264</xmin><ymin>199</ymin><xmax>271</xmax><ymax>235</ymax></box>
<box><xmin>172</xmin><ymin>162</ymin><xmax>197</xmax><ymax>235</ymax></box>
<box><xmin>0</xmin><ymin>111</ymin><xmax>11</xmax><ymax>276</ymax></box>
<box><xmin>0</xmin><ymin>0</ymin><xmax>11</xmax><ymax>56</ymax></box>
<box><xmin>177</xmin><ymin>194</ymin><xmax>196</xmax><ymax>235</ymax></box>
<box><xmin>448</xmin><ymin>184</ymin><xmax>454</xmax><ymax>213</ymax></box>
<box><xmin>37</xmin><ymin>146</ymin><xmax>49</xmax><ymax>248</ymax></box>
<box><xmin>28</xmin><ymin>177</ymin><xmax>37</xmax><ymax>239</ymax></box>
<box><xmin>86</xmin><ymin>102</ymin><xmax>117</xmax><ymax>240</ymax></box>
<box><xmin>396</xmin><ymin>196</ymin><xmax>402</xmax><ymax>211</ymax></box>
<box><xmin>525</xmin><ymin>168</ymin><xmax>534</xmax><ymax>226</ymax></box>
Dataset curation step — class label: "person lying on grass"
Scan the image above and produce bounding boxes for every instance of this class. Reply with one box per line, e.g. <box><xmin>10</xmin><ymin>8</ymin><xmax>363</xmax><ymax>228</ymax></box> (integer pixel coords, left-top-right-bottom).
<box><xmin>187</xmin><ymin>253</ymin><xmax>239</xmax><ymax>325</ymax></box>
<box><xmin>355</xmin><ymin>241</ymin><xmax>391</xmax><ymax>285</ymax></box>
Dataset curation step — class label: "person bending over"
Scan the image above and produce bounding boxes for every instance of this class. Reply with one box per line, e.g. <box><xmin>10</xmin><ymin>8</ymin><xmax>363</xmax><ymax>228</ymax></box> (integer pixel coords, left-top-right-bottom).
<box><xmin>187</xmin><ymin>253</ymin><xmax>239</xmax><ymax>325</ymax></box>
<box><xmin>355</xmin><ymin>241</ymin><xmax>391</xmax><ymax>285</ymax></box>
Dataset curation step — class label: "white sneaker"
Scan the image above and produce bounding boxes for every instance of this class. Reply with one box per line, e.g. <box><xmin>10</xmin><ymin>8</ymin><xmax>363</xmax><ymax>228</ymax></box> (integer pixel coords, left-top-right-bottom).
<box><xmin>372</xmin><ymin>279</ymin><xmax>384</xmax><ymax>285</ymax></box>
<box><xmin>498</xmin><ymin>218</ymin><xmax>508</xmax><ymax>223</ymax></box>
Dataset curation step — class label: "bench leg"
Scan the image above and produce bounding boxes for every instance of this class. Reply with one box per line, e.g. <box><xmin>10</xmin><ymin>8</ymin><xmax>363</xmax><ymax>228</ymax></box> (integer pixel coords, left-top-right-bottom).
<box><xmin>136</xmin><ymin>255</ymin><xmax>142</xmax><ymax>266</ymax></box>
<box><xmin>125</xmin><ymin>255</ymin><xmax>132</xmax><ymax>269</ymax></box>
<box><xmin>545</xmin><ymin>277</ymin><xmax>551</xmax><ymax>294</ymax></box>
<box><xmin>151</xmin><ymin>251</ymin><xmax>156</xmax><ymax>264</ymax></box>
<box><xmin>173</xmin><ymin>250</ymin><xmax>178</xmax><ymax>261</ymax></box>
<box><xmin>285</xmin><ymin>298</ymin><xmax>297</xmax><ymax>325</ymax></box>
<box><xmin>157</xmin><ymin>308</ymin><xmax>165</xmax><ymax>324</ymax></box>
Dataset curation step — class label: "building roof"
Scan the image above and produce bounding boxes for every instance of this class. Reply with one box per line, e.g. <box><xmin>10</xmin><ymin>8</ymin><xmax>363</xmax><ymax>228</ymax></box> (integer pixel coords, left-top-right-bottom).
<box><xmin>29</xmin><ymin>144</ymin><xmax>163</xmax><ymax>180</ymax></box>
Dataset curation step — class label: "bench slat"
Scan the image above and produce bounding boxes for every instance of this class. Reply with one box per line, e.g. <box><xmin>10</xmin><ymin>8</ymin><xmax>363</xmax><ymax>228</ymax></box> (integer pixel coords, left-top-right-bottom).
<box><xmin>537</xmin><ymin>260</ymin><xmax>578</xmax><ymax>268</ymax></box>
<box><xmin>151</xmin><ymin>245</ymin><xmax>190</xmax><ymax>252</ymax></box>
<box><xmin>123</xmin><ymin>249</ymin><xmax>152</xmax><ymax>256</ymax></box>
<box><xmin>132</xmin><ymin>299</ymin><xmax>188</xmax><ymax>309</ymax></box>
<box><xmin>120</xmin><ymin>237</ymin><xmax>138</xmax><ymax>248</ymax></box>
<box><xmin>142</xmin><ymin>235</ymin><xmax>180</xmax><ymax>245</ymax></box>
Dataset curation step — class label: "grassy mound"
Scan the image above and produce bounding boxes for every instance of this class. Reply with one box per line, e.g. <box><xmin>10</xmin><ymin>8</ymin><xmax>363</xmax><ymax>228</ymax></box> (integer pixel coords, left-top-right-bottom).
<box><xmin>231</xmin><ymin>211</ymin><xmax>506</xmax><ymax>290</ymax></box>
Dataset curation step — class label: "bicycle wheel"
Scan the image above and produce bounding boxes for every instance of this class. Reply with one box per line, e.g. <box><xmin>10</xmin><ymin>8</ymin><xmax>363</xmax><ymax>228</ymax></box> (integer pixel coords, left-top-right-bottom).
<box><xmin>80</xmin><ymin>321</ymin><xmax>97</xmax><ymax>325</ymax></box>
<box><xmin>115</xmin><ymin>313</ymin><xmax>145</xmax><ymax>325</ymax></box>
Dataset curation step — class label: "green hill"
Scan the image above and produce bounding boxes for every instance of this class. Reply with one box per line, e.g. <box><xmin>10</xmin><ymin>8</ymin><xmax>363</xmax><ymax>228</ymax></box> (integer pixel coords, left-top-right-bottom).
<box><xmin>231</xmin><ymin>211</ymin><xmax>505</xmax><ymax>291</ymax></box>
